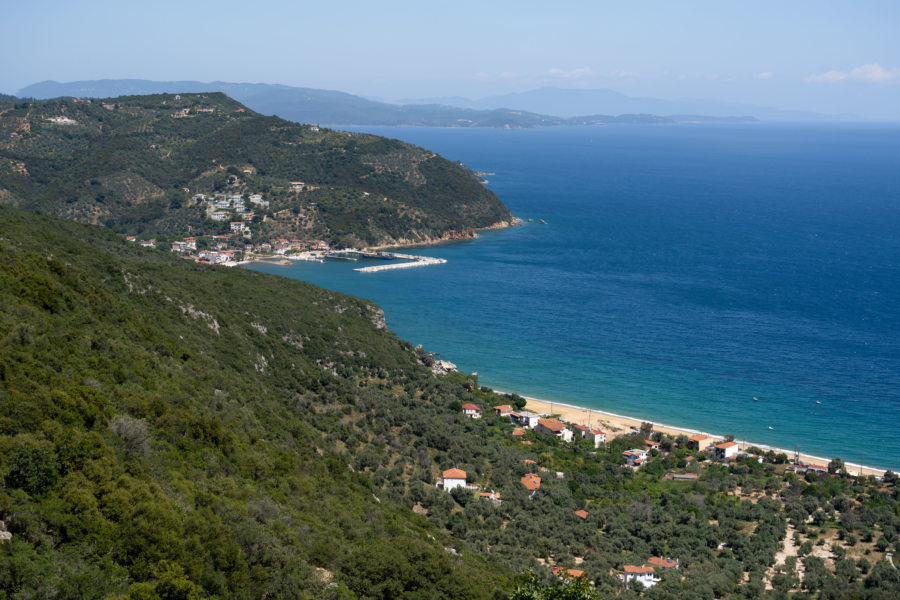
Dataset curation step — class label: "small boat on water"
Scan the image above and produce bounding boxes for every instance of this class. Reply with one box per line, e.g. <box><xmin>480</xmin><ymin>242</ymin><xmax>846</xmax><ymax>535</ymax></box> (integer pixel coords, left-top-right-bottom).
<box><xmin>815</xmin><ymin>401</ymin><xmax>822</xmax><ymax>405</ymax></box>
<box><xmin>767</xmin><ymin>426</ymin><xmax>774</xmax><ymax>430</ymax></box>
<box><xmin>753</xmin><ymin>397</ymin><xmax>759</xmax><ymax>402</ymax></box>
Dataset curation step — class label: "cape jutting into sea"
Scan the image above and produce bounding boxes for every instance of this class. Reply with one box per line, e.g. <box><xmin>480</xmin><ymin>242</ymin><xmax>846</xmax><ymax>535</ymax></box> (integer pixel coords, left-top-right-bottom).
<box><xmin>247</xmin><ymin>123</ymin><xmax>900</xmax><ymax>471</ymax></box>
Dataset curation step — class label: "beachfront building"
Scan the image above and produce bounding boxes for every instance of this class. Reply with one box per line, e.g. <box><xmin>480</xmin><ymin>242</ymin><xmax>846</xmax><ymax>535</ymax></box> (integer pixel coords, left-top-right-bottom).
<box><xmin>536</xmin><ymin>418</ymin><xmax>574</xmax><ymax>442</ymax></box>
<box><xmin>461</xmin><ymin>403</ymin><xmax>482</xmax><ymax>419</ymax></box>
<box><xmin>441</xmin><ymin>468</ymin><xmax>467</xmax><ymax>492</ymax></box>
<box><xmin>715</xmin><ymin>441</ymin><xmax>739</xmax><ymax>461</ymax></box>
<box><xmin>510</xmin><ymin>411</ymin><xmax>541</xmax><ymax>429</ymax></box>
<box><xmin>493</xmin><ymin>405</ymin><xmax>513</xmax><ymax>416</ymax></box>
<box><xmin>623</xmin><ymin>449</ymin><xmax>649</xmax><ymax>467</ymax></box>
<box><xmin>687</xmin><ymin>434</ymin><xmax>716</xmax><ymax>452</ymax></box>
<box><xmin>623</xmin><ymin>565</ymin><xmax>659</xmax><ymax>589</ymax></box>
<box><xmin>573</xmin><ymin>424</ymin><xmax>607</xmax><ymax>447</ymax></box>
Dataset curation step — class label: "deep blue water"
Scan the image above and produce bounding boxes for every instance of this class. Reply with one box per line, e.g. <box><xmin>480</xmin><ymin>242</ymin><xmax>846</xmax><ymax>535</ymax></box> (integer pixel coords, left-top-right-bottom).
<box><xmin>247</xmin><ymin>124</ymin><xmax>900</xmax><ymax>470</ymax></box>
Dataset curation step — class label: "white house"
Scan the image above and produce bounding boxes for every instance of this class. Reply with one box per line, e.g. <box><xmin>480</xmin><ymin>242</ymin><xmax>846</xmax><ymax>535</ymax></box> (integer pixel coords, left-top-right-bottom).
<box><xmin>510</xmin><ymin>411</ymin><xmax>540</xmax><ymax>429</ymax></box>
<box><xmin>493</xmin><ymin>405</ymin><xmax>513</xmax><ymax>417</ymax></box>
<box><xmin>536</xmin><ymin>418</ymin><xmax>574</xmax><ymax>442</ymax></box>
<box><xmin>573</xmin><ymin>424</ymin><xmax>607</xmax><ymax>448</ymax></box>
<box><xmin>461</xmin><ymin>403</ymin><xmax>482</xmax><ymax>419</ymax></box>
<box><xmin>623</xmin><ymin>449</ymin><xmax>649</xmax><ymax>467</ymax></box>
<box><xmin>623</xmin><ymin>565</ymin><xmax>659</xmax><ymax>589</ymax></box>
<box><xmin>442</xmin><ymin>468</ymin><xmax>467</xmax><ymax>492</ymax></box>
<box><xmin>714</xmin><ymin>441</ymin><xmax>739</xmax><ymax>461</ymax></box>
<box><xmin>230</xmin><ymin>222</ymin><xmax>245</xmax><ymax>232</ymax></box>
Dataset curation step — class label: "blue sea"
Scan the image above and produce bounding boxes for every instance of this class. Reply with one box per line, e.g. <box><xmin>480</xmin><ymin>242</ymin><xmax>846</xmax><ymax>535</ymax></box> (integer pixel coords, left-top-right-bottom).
<box><xmin>247</xmin><ymin>123</ymin><xmax>900</xmax><ymax>471</ymax></box>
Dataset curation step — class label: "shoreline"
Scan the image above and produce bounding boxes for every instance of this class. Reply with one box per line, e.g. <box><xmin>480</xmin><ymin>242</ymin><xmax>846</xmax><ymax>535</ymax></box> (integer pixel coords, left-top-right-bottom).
<box><xmin>496</xmin><ymin>390</ymin><xmax>893</xmax><ymax>478</ymax></box>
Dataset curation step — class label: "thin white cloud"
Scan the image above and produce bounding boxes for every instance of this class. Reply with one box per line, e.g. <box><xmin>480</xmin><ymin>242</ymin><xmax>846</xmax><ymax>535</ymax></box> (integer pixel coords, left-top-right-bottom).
<box><xmin>806</xmin><ymin>63</ymin><xmax>900</xmax><ymax>84</ymax></box>
<box><xmin>497</xmin><ymin>71</ymin><xmax>518</xmax><ymax>80</ymax></box>
<box><xmin>755</xmin><ymin>71</ymin><xmax>773</xmax><ymax>80</ymax></box>
<box><xmin>547</xmin><ymin>66</ymin><xmax>595</xmax><ymax>80</ymax></box>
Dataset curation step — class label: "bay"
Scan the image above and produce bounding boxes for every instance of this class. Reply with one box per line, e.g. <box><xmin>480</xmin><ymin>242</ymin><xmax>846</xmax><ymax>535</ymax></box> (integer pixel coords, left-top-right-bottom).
<box><xmin>247</xmin><ymin>123</ymin><xmax>900</xmax><ymax>470</ymax></box>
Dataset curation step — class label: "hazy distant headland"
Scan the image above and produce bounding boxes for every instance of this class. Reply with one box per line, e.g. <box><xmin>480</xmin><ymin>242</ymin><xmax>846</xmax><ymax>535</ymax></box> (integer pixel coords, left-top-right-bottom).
<box><xmin>16</xmin><ymin>79</ymin><xmax>778</xmax><ymax>128</ymax></box>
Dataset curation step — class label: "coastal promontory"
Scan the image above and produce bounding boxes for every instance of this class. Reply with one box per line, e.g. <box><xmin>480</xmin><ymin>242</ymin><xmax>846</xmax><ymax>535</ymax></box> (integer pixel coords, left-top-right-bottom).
<box><xmin>0</xmin><ymin>93</ymin><xmax>513</xmax><ymax>248</ymax></box>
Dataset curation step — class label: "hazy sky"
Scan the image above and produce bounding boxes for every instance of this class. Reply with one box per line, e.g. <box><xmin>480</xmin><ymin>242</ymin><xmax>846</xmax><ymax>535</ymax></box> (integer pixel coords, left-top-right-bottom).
<box><xmin>4</xmin><ymin>1</ymin><xmax>899</xmax><ymax>118</ymax></box>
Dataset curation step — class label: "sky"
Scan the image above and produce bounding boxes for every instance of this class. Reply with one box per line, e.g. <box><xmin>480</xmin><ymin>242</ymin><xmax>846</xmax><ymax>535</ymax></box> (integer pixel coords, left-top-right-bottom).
<box><xmin>3</xmin><ymin>1</ymin><xmax>899</xmax><ymax>119</ymax></box>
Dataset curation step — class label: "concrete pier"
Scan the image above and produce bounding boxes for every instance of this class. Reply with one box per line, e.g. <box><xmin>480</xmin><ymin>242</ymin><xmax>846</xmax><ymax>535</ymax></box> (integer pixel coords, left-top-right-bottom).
<box><xmin>354</xmin><ymin>255</ymin><xmax>446</xmax><ymax>273</ymax></box>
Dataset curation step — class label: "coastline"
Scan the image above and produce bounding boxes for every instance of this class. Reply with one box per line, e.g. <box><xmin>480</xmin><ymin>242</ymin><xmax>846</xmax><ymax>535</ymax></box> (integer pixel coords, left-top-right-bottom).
<box><xmin>501</xmin><ymin>392</ymin><xmax>892</xmax><ymax>478</ymax></box>
<box><xmin>363</xmin><ymin>218</ymin><xmax>522</xmax><ymax>251</ymax></box>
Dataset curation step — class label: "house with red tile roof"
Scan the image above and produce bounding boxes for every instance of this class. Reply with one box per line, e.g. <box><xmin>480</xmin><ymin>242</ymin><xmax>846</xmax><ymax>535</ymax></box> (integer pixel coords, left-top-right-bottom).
<box><xmin>552</xmin><ymin>567</ymin><xmax>586</xmax><ymax>581</ymax></box>
<box><xmin>572</xmin><ymin>424</ymin><xmax>608</xmax><ymax>448</ymax></box>
<box><xmin>461</xmin><ymin>403</ymin><xmax>482</xmax><ymax>419</ymax></box>
<box><xmin>536</xmin><ymin>418</ymin><xmax>573</xmax><ymax>442</ymax></box>
<box><xmin>521</xmin><ymin>473</ymin><xmax>541</xmax><ymax>492</ymax></box>
<box><xmin>687</xmin><ymin>434</ymin><xmax>716</xmax><ymax>452</ymax></box>
<box><xmin>442</xmin><ymin>468</ymin><xmax>467</xmax><ymax>492</ymax></box>
<box><xmin>493</xmin><ymin>404</ymin><xmax>513</xmax><ymax>416</ymax></box>
<box><xmin>509</xmin><ymin>411</ymin><xmax>541</xmax><ymax>428</ymax></box>
<box><xmin>574</xmin><ymin>509</ymin><xmax>589</xmax><ymax>519</ymax></box>
<box><xmin>623</xmin><ymin>449</ymin><xmax>649</xmax><ymax>467</ymax></box>
<box><xmin>512</xmin><ymin>428</ymin><xmax>525</xmax><ymax>437</ymax></box>
<box><xmin>622</xmin><ymin>565</ymin><xmax>659</xmax><ymax>589</ymax></box>
<box><xmin>714</xmin><ymin>441</ymin><xmax>739</xmax><ymax>460</ymax></box>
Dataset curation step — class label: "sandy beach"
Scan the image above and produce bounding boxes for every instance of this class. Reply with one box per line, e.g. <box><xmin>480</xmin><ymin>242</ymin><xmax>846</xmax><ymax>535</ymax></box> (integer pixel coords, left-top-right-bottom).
<box><xmin>521</xmin><ymin>395</ymin><xmax>889</xmax><ymax>478</ymax></box>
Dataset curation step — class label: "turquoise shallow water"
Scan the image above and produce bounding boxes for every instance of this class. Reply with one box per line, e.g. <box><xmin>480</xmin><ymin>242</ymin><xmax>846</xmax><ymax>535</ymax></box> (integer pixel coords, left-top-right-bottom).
<box><xmin>247</xmin><ymin>124</ymin><xmax>900</xmax><ymax>471</ymax></box>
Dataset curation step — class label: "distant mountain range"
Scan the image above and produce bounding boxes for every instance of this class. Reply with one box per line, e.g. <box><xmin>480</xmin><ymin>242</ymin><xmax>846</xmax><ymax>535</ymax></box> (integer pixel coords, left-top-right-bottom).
<box><xmin>402</xmin><ymin>87</ymin><xmax>859</xmax><ymax>122</ymax></box>
<box><xmin>18</xmin><ymin>79</ymin><xmax>773</xmax><ymax>128</ymax></box>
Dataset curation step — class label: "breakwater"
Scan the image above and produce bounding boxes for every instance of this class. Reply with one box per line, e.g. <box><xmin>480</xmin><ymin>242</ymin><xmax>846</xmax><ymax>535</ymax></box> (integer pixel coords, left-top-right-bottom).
<box><xmin>354</xmin><ymin>253</ymin><xmax>447</xmax><ymax>273</ymax></box>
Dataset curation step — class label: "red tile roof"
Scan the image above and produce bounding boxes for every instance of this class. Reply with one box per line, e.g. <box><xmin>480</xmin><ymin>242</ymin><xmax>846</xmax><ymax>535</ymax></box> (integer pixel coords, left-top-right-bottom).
<box><xmin>512</xmin><ymin>429</ymin><xmax>525</xmax><ymax>436</ymax></box>
<box><xmin>574</xmin><ymin>509</ymin><xmax>589</xmax><ymax>519</ymax></box>
<box><xmin>553</xmin><ymin>567</ymin><xmax>586</xmax><ymax>579</ymax></box>
<box><xmin>442</xmin><ymin>468</ymin><xmax>466</xmax><ymax>480</ymax></box>
<box><xmin>623</xmin><ymin>565</ymin><xmax>655</xmax><ymax>574</ymax></box>
<box><xmin>689</xmin><ymin>434</ymin><xmax>709</xmax><ymax>442</ymax></box>
<box><xmin>461</xmin><ymin>403</ymin><xmax>480</xmax><ymax>411</ymax></box>
<box><xmin>521</xmin><ymin>473</ymin><xmax>541</xmax><ymax>491</ymax></box>
<box><xmin>648</xmin><ymin>557</ymin><xmax>678</xmax><ymax>569</ymax></box>
<box><xmin>538</xmin><ymin>418</ymin><xmax>567</xmax><ymax>433</ymax></box>
<box><xmin>716</xmin><ymin>441</ymin><xmax>738</xmax><ymax>449</ymax></box>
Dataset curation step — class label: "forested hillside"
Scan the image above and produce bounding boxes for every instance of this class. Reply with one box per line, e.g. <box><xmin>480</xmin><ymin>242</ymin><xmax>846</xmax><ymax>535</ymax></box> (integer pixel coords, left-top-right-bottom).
<box><xmin>0</xmin><ymin>93</ymin><xmax>513</xmax><ymax>247</ymax></box>
<box><xmin>1</xmin><ymin>210</ymin><xmax>898</xmax><ymax>599</ymax></box>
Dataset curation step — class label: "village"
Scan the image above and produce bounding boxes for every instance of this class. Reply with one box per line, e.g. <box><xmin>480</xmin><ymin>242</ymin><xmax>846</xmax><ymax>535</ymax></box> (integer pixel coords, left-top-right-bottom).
<box><xmin>124</xmin><ymin>185</ymin><xmax>447</xmax><ymax>270</ymax></box>
<box><xmin>434</xmin><ymin>398</ymin><xmax>876</xmax><ymax>591</ymax></box>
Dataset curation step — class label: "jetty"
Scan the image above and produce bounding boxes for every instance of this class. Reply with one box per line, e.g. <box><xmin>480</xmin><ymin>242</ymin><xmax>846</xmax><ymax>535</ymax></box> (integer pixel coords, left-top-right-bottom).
<box><xmin>354</xmin><ymin>252</ymin><xmax>446</xmax><ymax>273</ymax></box>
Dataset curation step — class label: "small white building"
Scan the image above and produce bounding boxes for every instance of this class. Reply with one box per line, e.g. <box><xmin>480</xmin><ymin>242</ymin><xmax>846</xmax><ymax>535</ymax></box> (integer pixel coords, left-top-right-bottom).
<box><xmin>715</xmin><ymin>441</ymin><xmax>739</xmax><ymax>460</ymax></box>
<box><xmin>510</xmin><ymin>411</ymin><xmax>540</xmax><ymax>429</ymax></box>
<box><xmin>442</xmin><ymin>468</ymin><xmax>467</xmax><ymax>492</ymax></box>
<box><xmin>536</xmin><ymin>418</ymin><xmax>574</xmax><ymax>442</ymax></box>
<box><xmin>623</xmin><ymin>565</ymin><xmax>659</xmax><ymax>589</ymax></box>
<box><xmin>461</xmin><ymin>403</ymin><xmax>482</xmax><ymax>419</ymax></box>
<box><xmin>623</xmin><ymin>449</ymin><xmax>649</xmax><ymax>467</ymax></box>
<box><xmin>574</xmin><ymin>424</ymin><xmax>607</xmax><ymax>448</ymax></box>
<box><xmin>230</xmin><ymin>222</ymin><xmax>245</xmax><ymax>232</ymax></box>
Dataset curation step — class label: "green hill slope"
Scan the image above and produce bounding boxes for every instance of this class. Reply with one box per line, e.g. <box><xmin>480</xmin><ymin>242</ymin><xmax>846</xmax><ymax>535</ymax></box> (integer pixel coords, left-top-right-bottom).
<box><xmin>0</xmin><ymin>208</ymin><xmax>509</xmax><ymax>598</ymax></box>
<box><xmin>0</xmin><ymin>93</ymin><xmax>513</xmax><ymax>248</ymax></box>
